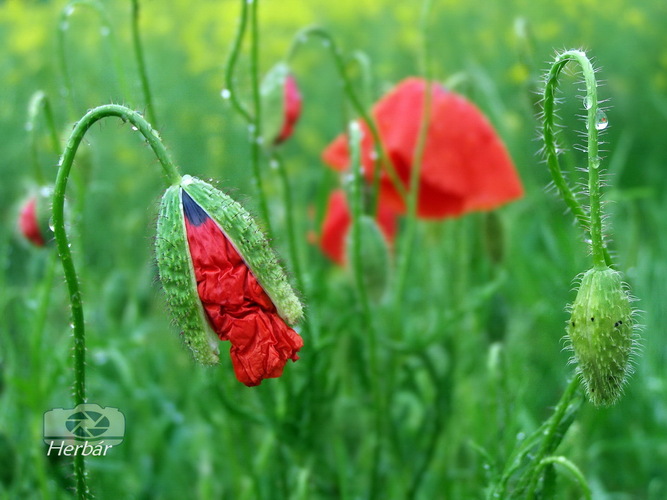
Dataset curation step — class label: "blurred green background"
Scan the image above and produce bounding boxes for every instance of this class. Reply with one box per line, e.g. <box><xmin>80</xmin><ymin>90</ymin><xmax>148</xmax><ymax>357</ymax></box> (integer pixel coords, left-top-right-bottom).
<box><xmin>1</xmin><ymin>0</ymin><xmax>667</xmax><ymax>498</ymax></box>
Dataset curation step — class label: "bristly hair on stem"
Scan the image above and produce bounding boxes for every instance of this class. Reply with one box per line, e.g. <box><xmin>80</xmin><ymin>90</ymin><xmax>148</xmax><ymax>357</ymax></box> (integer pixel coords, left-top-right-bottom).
<box><xmin>53</xmin><ymin>104</ymin><xmax>180</xmax><ymax>500</ymax></box>
<box><xmin>539</xmin><ymin>49</ymin><xmax>612</xmax><ymax>268</ymax></box>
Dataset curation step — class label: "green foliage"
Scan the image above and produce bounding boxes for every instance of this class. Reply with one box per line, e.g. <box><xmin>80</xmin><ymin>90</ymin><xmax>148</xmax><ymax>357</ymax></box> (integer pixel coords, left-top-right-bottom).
<box><xmin>1</xmin><ymin>1</ymin><xmax>666</xmax><ymax>499</ymax></box>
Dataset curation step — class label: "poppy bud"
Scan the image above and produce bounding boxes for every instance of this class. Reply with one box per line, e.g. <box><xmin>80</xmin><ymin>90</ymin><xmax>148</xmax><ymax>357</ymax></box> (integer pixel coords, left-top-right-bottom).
<box><xmin>155</xmin><ymin>175</ymin><xmax>304</xmax><ymax>386</ymax></box>
<box><xmin>17</xmin><ymin>186</ymin><xmax>53</xmax><ymax>247</ymax></box>
<box><xmin>567</xmin><ymin>266</ymin><xmax>637</xmax><ymax>406</ymax></box>
<box><xmin>345</xmin><ymin>215</ymin><xmax>391</xmax><ymax>302</ymax></box>
<box><xmin>260</xmin><ymin>62</ymin><xmax>302</xmax><ymax>146</ymax></box>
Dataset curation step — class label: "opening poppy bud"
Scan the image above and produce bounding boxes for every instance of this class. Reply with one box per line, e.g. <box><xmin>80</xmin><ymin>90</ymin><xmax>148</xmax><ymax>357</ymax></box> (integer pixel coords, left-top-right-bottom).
<box><xmin>260</xmin><ymin>62</ymin><xmax>302</xmax><ymax>146</ymax></box>
<box><xmin>17</xmin><ymin>186</ymin><xmax>54</xmax><ymax>247</ymax></box>
<box><xmin>345</xmin><ymin>215</ymin><xmax>391</xmax><ymax>302</ymax></box>
<box><xmin>566</xmin><ymin>266</ymin><xmax>637</xmax><ymax>406</ymax></box>
<box><xmin>156</xmin><ymin>175</ymin><xmax>304</xmax><ymax>386</ymax></box>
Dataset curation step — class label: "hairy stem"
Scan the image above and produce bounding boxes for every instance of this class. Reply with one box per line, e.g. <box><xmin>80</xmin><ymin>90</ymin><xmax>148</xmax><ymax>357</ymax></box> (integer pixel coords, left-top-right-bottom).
<box><xmin>541</xmin><ymin>49</ymin><xmax>610</xmax><ymax>268</ymax></box>
<box><xmin>52</xmin><ymin>104</ymin><xmax>180</xmax><ymax>499</ymax></box>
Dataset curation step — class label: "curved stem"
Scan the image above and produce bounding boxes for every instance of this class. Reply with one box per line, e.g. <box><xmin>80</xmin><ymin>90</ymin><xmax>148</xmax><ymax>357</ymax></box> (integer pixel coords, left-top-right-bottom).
<box><xmin>522</xmin><ymin>376</ymin><xmax>580</xmax><ymax>498</ymax></box>
<box><xmin>27</xmin><ymin>91</ymin><xmax>63</xmax><ymax>184</ymax></box>
<box><xmin>347</xmin><ymin>122</ymin><xmax>385</xmax><ymax>498</ymax></box>
<box><xmin>531</xmin><ymin>456</ymin><xmax>592</xmax><ymax>500</ymax></box>
<box><xmin>223</xmin><ymin>0</ymin><xmax>253</xmax><ymax>123</ymax></box>
<box><xmin>52</xmin><ymin>104</ymin><xmax>180</xmax><ymax>499</ymax></box>
<box><xmin>541</xmin><ymin>49</ymin><xmax>610</xmax><ymax>268</ymax></box>
<box><xmin>248</xmin><ymin>0</ymin><xmax>274</xmax><ymax>240</ymax></box>
<box><xmin>131</xmin><ymin>0</ymin><xmax>158</xmax><ymax>127</ymax></box>
<box><xmin>287</xmin><ymin>26</ymin><xmax>408</xmax><ymax>210</ymax></box>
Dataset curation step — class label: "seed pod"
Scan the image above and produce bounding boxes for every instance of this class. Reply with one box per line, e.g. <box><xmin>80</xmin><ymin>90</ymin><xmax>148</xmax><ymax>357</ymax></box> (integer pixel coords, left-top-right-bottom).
<box><xmin>567</xmin><ymin>266</ymin><xmax>636</xmax><ymax>406</ymax></box>
<box><xmin>260</xmin><ymin>62</ymin><xmax>302</xmax><ymax>146</ymax></box>
<box><xmin>155</xmin><ymin>175</ymin><xmax>303</xmax><ymax>385</ymax></box>
<box><xmin>17</xmin><ymin>186</ymin><xmax>54</xmax><ymax>247</ymax></box>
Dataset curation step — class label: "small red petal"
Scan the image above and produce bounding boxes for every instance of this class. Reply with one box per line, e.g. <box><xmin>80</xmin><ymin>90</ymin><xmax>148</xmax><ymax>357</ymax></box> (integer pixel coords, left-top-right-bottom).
<box><xmin>18</xmin><ymin>197</ymin><xmax>46</xmax><ymax>247</ymax></box>
<box><xmin>183</xmin><ymin>192</ymin><xmax>303</xmax><ymax>386</ymax></box>
<box><xmin>275</xmin><ymin>75</ymin><xmax>302</xmax><ymax>144</ymax></box>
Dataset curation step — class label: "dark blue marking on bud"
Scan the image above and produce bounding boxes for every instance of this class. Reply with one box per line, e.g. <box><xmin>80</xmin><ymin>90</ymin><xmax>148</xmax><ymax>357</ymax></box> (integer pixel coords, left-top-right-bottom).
<box><xmin>182</xmin><ymin>189</ymin><xmax>208</xmax><ymax>226</ymax></box>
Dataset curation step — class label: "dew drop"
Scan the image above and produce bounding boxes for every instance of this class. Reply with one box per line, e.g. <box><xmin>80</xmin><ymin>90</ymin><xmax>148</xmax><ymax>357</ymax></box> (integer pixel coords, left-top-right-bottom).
<box><xmin>595</xmin><ymin>110</ymin><xmax>609</xmax><ymax>130</ymax></box>
<box><xmin>64</xmin><ymin>5</ymin><xmax>75</xmax><ymax>16</ymax></box>
<box><xmin>583</xmin><ymin>96</ymin><xmax>593</xmax><ymax>110</ymax></box>
<box><xmin>131</xmin><ymin>125</ymin><xmax>139</xmax><ymax>131</ymax></box>
<box><xmin>220</xmin><ymin>88</ymin><xmax>231</xmax><ymax>100</ymax></box>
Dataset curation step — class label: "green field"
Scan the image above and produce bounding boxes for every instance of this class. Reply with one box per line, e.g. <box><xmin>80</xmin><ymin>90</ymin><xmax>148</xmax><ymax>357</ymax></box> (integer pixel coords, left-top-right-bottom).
<box><xmin>1</xmin><ymin>0</ymin><xmax>667</xmax><ymax>498</ymax></box>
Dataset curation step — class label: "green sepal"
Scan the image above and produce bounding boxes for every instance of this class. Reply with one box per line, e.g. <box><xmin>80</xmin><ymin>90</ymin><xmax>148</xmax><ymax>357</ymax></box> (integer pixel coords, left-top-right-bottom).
<box><xmin>260</xmin><ymin>61</ymin><xmax>290</xmax><ymax>146</ymax></box>
<box><xmin>567</xmin><ymin>266</ymin><xmax>635</xmax><ymax>406</ymax></box>
<box><xmin>180</xmin><ymin>175</ymin><xmax>304</xmax><ymax>325</ymax></box>
<box><xmin>155</xmin><ymin>184</ymin><xmax>220</xmax><ymax>365</ymax></box>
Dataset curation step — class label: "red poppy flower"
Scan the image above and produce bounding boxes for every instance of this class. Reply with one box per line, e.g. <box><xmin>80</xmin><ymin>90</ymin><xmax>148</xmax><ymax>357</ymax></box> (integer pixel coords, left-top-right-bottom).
<box><xmin>322</xmin><ymin>77</ymin><xmax>523</xmax><ymax>218</ymax></box>
<box><xmin>18</xmin><ymin>196</ymin><xmax>46</xmax><ymax>247</ymax></box>
<box><xmin>319</xmin><ymin>189</ymin><xmax>397</xmax><ymax>265</ymax></box>
<box><xmin>181</xmin><ymin>190</ymin><xmax>303</xmax><ymax>386</ymax></box>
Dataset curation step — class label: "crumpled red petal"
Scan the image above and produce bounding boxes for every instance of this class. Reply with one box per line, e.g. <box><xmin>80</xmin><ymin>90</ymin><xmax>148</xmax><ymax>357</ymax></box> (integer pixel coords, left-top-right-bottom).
<box><xmin>275</xmin><ymin>74</ymin><xmax>302</xmax><ymax>144</ymax></box>
<box><xmin>18</xmin><ymin>197</ymin><xmax>46</xmax><ymax>247</ymax></box>
<box><xmin>182</xmin><ymin>191</ymin><xmax>303</xmax><ymax>386</ymax></box>
<box><xmin>319</xmin><ymin>189</ymin><xmax>397</xmax><ymax>265</ymax></box>
<box><xmin>321</xmin><ymin>77</ymin><xmax>523</xmax><ymax>219</ymax></box>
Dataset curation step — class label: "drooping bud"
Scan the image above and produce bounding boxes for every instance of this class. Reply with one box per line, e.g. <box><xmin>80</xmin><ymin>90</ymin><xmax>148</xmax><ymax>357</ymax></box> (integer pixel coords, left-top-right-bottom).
<box><xmin>260</xmin><ymin>62</ymin><xmax>302</xmax><ymax>146</ymax></box>
<box><xmin>345</xmin><ymin>215</ymin><xmax>391</xmax><ymax>302</ymax></box>
<box><xmin>155</xmin><ymin>175</ymin><xmax>304</xmax><ymax>386</ymax></box>
<box><xmin>17</xmin><ymin>186</ymin><xmax>53</xmax><ymax>247</ymax></box>
<box><xmin>566</xmin><ymin>266</ymin><xmax>636</xmax><ymax>406</ymax></box>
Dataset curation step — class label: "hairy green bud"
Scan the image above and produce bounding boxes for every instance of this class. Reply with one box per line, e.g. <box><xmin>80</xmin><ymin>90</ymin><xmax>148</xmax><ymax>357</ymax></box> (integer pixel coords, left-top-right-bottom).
<box><xmin>567</xmin><ymin>266</ymin><xmax>637</xmax><ymax>406</ymax></box>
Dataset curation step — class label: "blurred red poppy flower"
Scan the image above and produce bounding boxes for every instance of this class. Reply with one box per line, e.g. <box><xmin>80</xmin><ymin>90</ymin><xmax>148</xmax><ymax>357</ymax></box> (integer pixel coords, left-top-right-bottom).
<box><xmin>182</xmin><ymin>189</ymin><xmax>303</xmax><ymax>386</ymax></box>
<box><xmin>18</xmin><ymin>196</ymin><xmax>47</xmax><ymax>247</ymax></box>
<box><xmin>322</xmin><ymin>77</ymin><xmax>523</xmax><ymax>218</ymax></box>
<box><xmin>319</xmin><ymin>189</ymin><xmax>397</xmax><ymax>265</ymax></box>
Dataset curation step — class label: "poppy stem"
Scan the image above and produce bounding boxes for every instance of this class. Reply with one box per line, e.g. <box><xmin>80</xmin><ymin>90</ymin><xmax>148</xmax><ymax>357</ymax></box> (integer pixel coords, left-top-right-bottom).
<box><xmin>52</xmin><ymin>104</ymin><xmax>180</xmax><ymax>500</ymax></box>
<box><xmin>541</xmin><ymin>50</ymin><xmax>611</xmax><ymax>269</ymax></box>
<box><xmin>223</xmin><ymin>0</ymin><xmax>253</xmax><ymax>123</ymax></box>
<box><xmin>57</xmin><ymin>0</ymin><xmax>130</xmax><ymax>117</ymax></box>
<box><xmin>223</xmin><ymin>0</ymin><xmax>274</xmax><ymax>240</ymax></box>
<box><xmin>286</xmin><ymin>26</ymin><xmax>409</xmax><ymax>211</ymax></box>
<box><xmin>27</xmin><ymin>91</ymin><xmax>62</xmax><ymax>186</ymax></box>
<box><xmin>394</xmin><ymin>0</ymin><xmax>434</xmax><ymax>302</ymax></box>
<box><xmin>347</xmin><ymin>121</ymin><xmax>386</xmax><ymax>498</ymax></box>
<box><xmin>131</xmin><ymin>0</ymin><xmax>158</xmax><ymax>127</ymax></box>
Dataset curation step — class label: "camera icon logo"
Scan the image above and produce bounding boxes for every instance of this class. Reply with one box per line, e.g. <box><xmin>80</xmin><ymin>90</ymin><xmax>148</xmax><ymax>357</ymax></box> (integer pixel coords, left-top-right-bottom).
<box><xmin>44</xmin><ymin>404</ymin><xmax>125</xmax><ymax>449</ymax></box>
